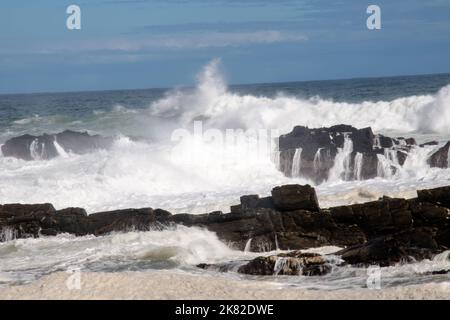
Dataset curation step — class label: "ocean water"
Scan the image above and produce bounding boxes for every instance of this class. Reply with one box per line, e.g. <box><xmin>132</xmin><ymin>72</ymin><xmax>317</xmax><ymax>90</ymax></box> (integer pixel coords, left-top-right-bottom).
<box><xmin>0</xmin><ymin>60</ymin><xmax>450</xmax><ymax>290</ymax></box>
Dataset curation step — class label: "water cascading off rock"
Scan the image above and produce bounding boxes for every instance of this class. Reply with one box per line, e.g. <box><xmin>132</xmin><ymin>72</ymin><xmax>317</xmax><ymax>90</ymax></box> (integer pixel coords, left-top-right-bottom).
<box><xmin>275</xmin><ymin>124</ymin><xmax>432</xmax><ymax>184</ymax></box>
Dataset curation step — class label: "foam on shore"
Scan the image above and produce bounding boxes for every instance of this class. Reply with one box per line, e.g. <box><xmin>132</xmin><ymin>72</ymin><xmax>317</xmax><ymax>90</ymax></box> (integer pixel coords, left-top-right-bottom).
<box><xmin>0</xmin><ymin>271</ymin><xmax>448</xmax><ymax>300</ymax></box>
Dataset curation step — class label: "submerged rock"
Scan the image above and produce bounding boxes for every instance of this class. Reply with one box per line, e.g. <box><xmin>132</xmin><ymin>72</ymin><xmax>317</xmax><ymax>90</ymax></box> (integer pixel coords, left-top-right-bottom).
<box><xmin>237</xmin><ymin>252</ymin><xmax>331</xmax><ymax>276</ymax></box>
<box><xmin>198</xmin><ymin>251</ymin><xmax>332</xmax><ymax>276</ymax></box>
<box><xmin>430</xmin><ymin>269</ymin><xmax>450</xmax><ymax>275</ymax></box>
<box><xmin>420</xmin><ymin>141</ymin><xmax>439</xmax><ymax>147</ymax></box>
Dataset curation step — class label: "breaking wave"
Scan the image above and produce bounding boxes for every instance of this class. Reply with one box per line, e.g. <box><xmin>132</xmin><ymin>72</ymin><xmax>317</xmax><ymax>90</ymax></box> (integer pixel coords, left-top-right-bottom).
<box><xmin>1</xmin><ymin>60</ymin><xmax>450</xmax><ymax>213</ymax></box>
<box><xmin>0</xmin><ymin>226</ymin><xmax>254</xmax><ymax>285</ymax></box>
<box><xmin>149</xmin><ymin>59</ymin><xmax>450</xmax><ymax>136</ymax></box>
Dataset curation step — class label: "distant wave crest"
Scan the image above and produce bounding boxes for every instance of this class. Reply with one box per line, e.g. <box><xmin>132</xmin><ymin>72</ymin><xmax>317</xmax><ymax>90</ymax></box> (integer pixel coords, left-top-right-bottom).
<box><xmin>150</xmin><ymin>59</ymin><xmax>450</xmax><ymax>135</ymax></box>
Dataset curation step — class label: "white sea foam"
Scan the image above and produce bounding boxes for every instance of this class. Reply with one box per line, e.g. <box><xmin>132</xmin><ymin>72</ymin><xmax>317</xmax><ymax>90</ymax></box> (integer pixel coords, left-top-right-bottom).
<box><xmin>1</xmin><ymin>60</ymin><xmax>450</xmax><ymax>214</ymax></box>
<box><xmin>1</xmin><ymin>227</ymin><xmax>448</xmax><ymax>292</ymax></box>
<box><xmin>353</xmin><ymin>153</ymin><xmax>363</xmax><ymax>180</ymax></box>
<box><xmin>2</xmin><ymin>61</ymin><xmax>450</xmax><ymax>295</ymax></box>
<box><xmin>1</xmin><ymin>270</ymin><xmax>448</xmax><ymax>299</ymax></box>
<box><xmin>291</xmin><ymin>147</ymin><xmax>303</xmax><ymax>177</ymax></box>
<box><xmin>12</xmin><ymin>115</ymin><xmax>41</xmax><ymax>125</ymax></box>
<box><xmin>53</xmin><ymin>138</ymin><xmax>69</xmax><ymax>158</ymax></box>
<box><xmin>150</xmin><ymin>60</ymin><xmax>450</xmax><ymax>136</ymax></box>
<box><xmin>0</xmin><ymin>226</ymin><xmax>254</xmax><ymax>285</ymax></box>
<box><xmin>328</xmin><ymin>134</ymin><xmax>354</xmax><ymax>181</ymax></box>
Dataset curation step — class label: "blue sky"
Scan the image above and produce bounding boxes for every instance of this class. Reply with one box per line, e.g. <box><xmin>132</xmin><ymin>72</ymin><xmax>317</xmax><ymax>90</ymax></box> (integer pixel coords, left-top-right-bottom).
<box><xmin>1</xmin><ymin>0</ymin><xmax>450</xmax><ymax>93</ymax></box>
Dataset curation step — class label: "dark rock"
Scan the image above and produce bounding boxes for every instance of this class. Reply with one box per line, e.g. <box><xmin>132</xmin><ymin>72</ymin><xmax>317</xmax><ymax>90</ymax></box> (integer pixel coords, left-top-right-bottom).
<box><xmin>0</xmin><ymin>203</ymin><xmax>55</xmax><ymax>218</ymax></box>
<box><xmin>336</xmin><ymin>228</ymin><xmax>439</xmax><ymax>266</ymax></box>
<box><xmin>0</xmin><ymin>204</ymin><xmax>168</xmax><ymax>239</ymax></box>
<box><xmin>55</xmin><ymin>130</ymin><xmax>113</xmax><ymax>155</ymax></box>
<box><xmin>167</xmin><ymin>204</ymin><xmax>365</xmax><ymax>251</ymax></box>
<box><xmin>196</xmin><ymin>262</ymin><xmax>242</xmax><ymax>273</ymax></box>
<box><xmin>358</xmin><ymin>152</ymin><xmax>379</xmax><ymax>180</ymax></box>
<box><xmin>396</xmin><ymin>150</ymin><xmax>408</xmax><ymax>166</ymax></box>
<box><xmin>271</xmin><ymin>184</ymin><xmax>319</xmax><ymax>212</ymax></box>
<box><xmin>276</xmin><ymin>125</ymin><xmax>416</xmax><ymax>184</ymax></box>
<box><xmin>87</xmin><ymin>208</ymin><xmax>160</xmax><ymax>235</ymax></box>
<box><xmin>174</xmin><ymin>206</ymin><xmax>366</xmax><ymax>251</ymax></box>
<box><xmin>229</xmin><ymin>195</ymin><xmax>275</xmax><ymax>214</ymax></box>
<box><xmin>408</xmin><ymin>199</ymin><xmax>449</xmax><ymax>227</ymax></box>
<box><xmin>404</xmin><ymin>138</ymin><xmax>417</xmax><ymax>146</ymax></box>
<box><xmin>0</xmin><ymin>184</ymin><xmax>449</xmax><ymax>269</ymax></box>
<box><xmin>420</xmin><ymin>141</ymin><xmax>439</xmax><ymax>147</ymax></box>
<box><xmin>417</xmin><ymin>185</ymin><xmax>450</xmax><ymax>209</ymax></box>
<box><xmin>430</xmin><ymin>269</ymin><xmax>450</xmax><ymax>275</ymax></box>
<box><xmin>428</xmin><ymin>142</ymin><xmax>450</xmax><ymax>168</ymax></box>
<box><xmin>436</xmin><ymin>227</ymin><xmax>450</xmax><ymax>248</ymax></box>
<box><xmin>40</xmin><ymin>228</ymin><xmax>58</xmax><ymax>236</ymax></box>
<box><xmin>329</xmin><ymin>197</ymin><xmax>413</xmax><ymax>237</ymax></box>
<box><xmin>153</xmin><ymin>208</ymin><xmax>173</xmax><ymax>219</ymax></box>
<box><xmin>237</xmin><ymin>251</ymin><xmax>332</xmax><ymax>276</ymax></box>
<box><xmin>49</xmin><ymin>207</ymin><xmax>90</xmax><ymax>236</ymax></box>
<box><xmin>0</xmin><ymin>203</ymin><xmax>56</xmax><ymax>239</ymax></box>
<box><xmin>1</xmin><ymin>130</ymin><xmax>114</xmax><ymax>161</ymax></box>
<box><xmin>230</xmin><ymin>205</ymin><xmax>242</xmax><ymax>214</ymax></box>
<box><xmin>240</xmin><ymin>195</ymin><xmax>260</xmax><ymax>209</ymax></box>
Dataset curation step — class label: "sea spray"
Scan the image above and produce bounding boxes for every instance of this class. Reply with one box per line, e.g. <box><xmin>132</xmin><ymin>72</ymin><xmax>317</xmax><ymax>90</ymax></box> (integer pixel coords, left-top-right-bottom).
<box><xmin>377</xmin><ymin>153</ymin><xmax>393</xmax><ymax>178</ymax></box>
<box><xmin>353</xmin><ymin>152</ymin><xmax>363</xmax><ymax>180</ymax></box>
<box><xmin>150</xmin><ymin>60</ymin><xmax>450</xmax><ymax>135</ymax></box>
<box><xmin>432</xmin><ymin>250</ymin><xmax>450</xmax><ymax>262</ymax></box>
<box><xmin>1</xmin><ymin>61</ymin><xmax>450</xmax><ymax>214</ymax></box>
<box><xmin>0</xmin><ymin>226</ymin><xmax>251</xmax><ymax>285</ymax></box>
<box><xmin>0</xmin><ymin>227</ymin><xmax>17</xmax><ymax>242</ymax></box>
<box><xmin>291</xmin><ymin>148</ymin><xmax>303</xmax><ymax>177</ymax></box>
<box><xmin>447</xmin><ymin>146</ymin><xmax>450</xmax><ymax>168</ymax></box>
<box><xmin>313</xmin><ymin>148</ymin><xmax>323</xmax><ymax>173</ymax></box>
<box><xmin>328</xmin><ymin>135</ymin><xmax>354</xmax><ymax>181</ymax></box>
<box><xmin>30</xmin><ymin>139</ymin><xmax>45</xmax><ymax>160</ymax></box>
<box><xmin>53</xmin><ymin>138</ymin><xmax>69</xmax><ymax>158</ymax></box>
<box><xmin>244</xmin><ymin>238</ymin><xmax>253</xmax><ymax>253</ymax></box>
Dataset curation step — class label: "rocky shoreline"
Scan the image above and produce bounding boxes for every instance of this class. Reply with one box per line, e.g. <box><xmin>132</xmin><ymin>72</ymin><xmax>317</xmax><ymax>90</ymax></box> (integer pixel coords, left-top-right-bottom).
<box><xmin>1</xmin><ymin>184</ymin><xmax>449</xmax><ymax>275</ymax></box>
<box><xmin>2</xmin><ymin>125</ymin><xmax>450</xmax><ymax>183</ymax></box>
<box><xmin>1</xmin><ymin>126</ymin><xmax>450</xmax><ymax>277</ymax></box>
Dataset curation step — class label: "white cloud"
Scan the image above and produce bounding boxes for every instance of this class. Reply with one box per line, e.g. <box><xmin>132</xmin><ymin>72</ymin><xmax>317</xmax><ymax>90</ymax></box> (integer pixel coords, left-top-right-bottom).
<box><xmin>21</xmin><ymin>30</ymin><xmax>307</xmax><ymax>54</ymax></box>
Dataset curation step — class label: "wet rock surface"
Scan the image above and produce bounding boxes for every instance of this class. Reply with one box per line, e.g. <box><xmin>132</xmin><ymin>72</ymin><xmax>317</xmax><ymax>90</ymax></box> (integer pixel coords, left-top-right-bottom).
<box><xmin>2</xmin><ymin>126</ymin><xmax>446</xmax><ymax>186</ymax></box>
<box><xmin>1</xmin><ymin>184</ymin><xmax>449</xmax><ymax>267</ymax></box>
<box><xmin>428</xmin><ymin>142</ymin><xmax>450</xmax><ymax>168</ymax></box>
<box><xmin>271</xmin><ymin>184</ymin><xmax>320</xmax><ymax>211</ymax></box>
<box><xmin>277</xmin><ymin>125</ymin><xmax>442</xmax><ymax>184</ymax></box>
<box><xmin>237</xmin><ymin>252</ymin><xmax>332</xmax><ymax>276</ymax></box>
<box><xmin>0</xmin><ymin>130</ymin><xmax>114</xmax><ymax>160</ymax></box>
<box><xmin>198</xmin><ymin>251</ymin><xmax>332</xmax><ymax>276</ymax></box>
<box><xmin>336</xmin><ymin>228</ymin><xmax>440</xmax><ymax>267</ymax></box>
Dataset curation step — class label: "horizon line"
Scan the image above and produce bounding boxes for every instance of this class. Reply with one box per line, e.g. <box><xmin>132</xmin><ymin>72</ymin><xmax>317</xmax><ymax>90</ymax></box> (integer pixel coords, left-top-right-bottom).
<box><xmin>1</xmin><ymin>71</ymin><xmax>450</xmax><ymax>96</ymax></box>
